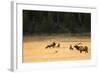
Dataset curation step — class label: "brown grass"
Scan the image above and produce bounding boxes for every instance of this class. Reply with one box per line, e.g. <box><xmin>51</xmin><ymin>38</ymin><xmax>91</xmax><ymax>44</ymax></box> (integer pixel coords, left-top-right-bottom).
<box><xmin>23</xmin><ymin>35</ymin><xmax>91</xmax><ymax>63</ymax></box>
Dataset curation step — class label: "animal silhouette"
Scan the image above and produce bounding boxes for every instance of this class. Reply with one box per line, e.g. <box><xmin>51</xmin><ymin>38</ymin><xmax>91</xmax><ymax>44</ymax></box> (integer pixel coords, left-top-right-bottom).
<box><xmin>45</xmin><ymin>42</ymin><xmax>56</xmax><ymax>49</ymax></box>
<box><xmin>57</xmin><ymin>43</ymin><xmax>60</xmax><ymax>48</ymax></box>
<box><xmin>69</xmin><ymin>45</ymin><xmax>73</xmax><ymax>50</ymax></box>
<box><xmin>74</xmin><ymin>45</ymin><xmax>88</xmax><ymax>53</ymax></box>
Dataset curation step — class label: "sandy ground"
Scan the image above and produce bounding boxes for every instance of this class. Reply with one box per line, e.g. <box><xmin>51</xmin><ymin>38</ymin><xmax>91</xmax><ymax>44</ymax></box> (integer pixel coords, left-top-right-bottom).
<box><xmin>23</xmin><ymin>35</ymin><xmax>91</xmax><ymax>63</ymax></box>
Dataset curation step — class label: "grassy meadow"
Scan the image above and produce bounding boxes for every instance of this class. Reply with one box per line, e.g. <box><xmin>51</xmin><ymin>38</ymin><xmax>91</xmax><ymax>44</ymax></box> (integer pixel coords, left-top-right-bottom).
<box><xmin>23</xmin><ymin>34</ymin><xmax>91</xmax><ymax>63</ymax></box>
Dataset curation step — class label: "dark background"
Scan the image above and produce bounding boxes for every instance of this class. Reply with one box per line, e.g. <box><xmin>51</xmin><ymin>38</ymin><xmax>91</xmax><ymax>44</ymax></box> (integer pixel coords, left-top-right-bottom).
<box><xmin>23</xmin><ymin>10</ymin><xmax>91</xmax><ymax>35</ymax></box>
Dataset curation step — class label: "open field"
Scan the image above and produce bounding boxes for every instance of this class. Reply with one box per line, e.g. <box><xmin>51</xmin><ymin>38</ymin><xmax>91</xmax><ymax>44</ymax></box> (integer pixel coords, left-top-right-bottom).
<box><xmin>23</xmin><ymin>35</ymin><xmax>91</xmax><ymax>63</ymax></box>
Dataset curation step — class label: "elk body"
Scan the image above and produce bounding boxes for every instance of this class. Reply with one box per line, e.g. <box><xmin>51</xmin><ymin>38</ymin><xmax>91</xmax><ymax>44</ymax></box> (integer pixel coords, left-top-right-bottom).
<box><xmin>45</xmin><ymin>42</ymin><xmax>56</xmax><ymax>49</ymax></box>
<box><xmin>74</xmin><ymin>45</ymin><xmax>88</xmax><ymax>53</ymax></box>
<box><xmin>45</xmin><ymin>42</ymin><xmax>60</xmax><ymax>49</ymax></box>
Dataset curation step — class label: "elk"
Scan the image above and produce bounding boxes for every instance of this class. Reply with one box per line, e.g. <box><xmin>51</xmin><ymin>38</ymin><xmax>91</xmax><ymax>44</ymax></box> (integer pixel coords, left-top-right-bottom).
<box><xmin>74</xmin><ymin>43</ymin><xmax>88</xmax><ymax>53</ymax></box>
<box><xmin>45</xmin><ymin>42</ymin><xmax>56</xmax><ymax>49</ymax></box>
<box><xmin>57</xmin><ymin>43</ymin><xmax>60</xmax><ymax>48</ymax></box>
<box><xmin>69</xmin><ymin>45</ymin><xmax>73</xmax><ymax>50</ymax></box>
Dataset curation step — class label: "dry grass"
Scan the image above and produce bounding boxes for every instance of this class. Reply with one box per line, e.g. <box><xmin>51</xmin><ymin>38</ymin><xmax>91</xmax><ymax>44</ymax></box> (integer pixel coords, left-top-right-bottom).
<box><xmin>23</xmin><ymin>35</ymin><xmax>91</xmax><ymax>63</ymax></box>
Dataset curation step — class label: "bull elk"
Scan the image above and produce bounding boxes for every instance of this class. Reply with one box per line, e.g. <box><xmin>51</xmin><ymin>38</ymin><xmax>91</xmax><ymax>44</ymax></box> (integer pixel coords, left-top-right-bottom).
<box><xmin>74</xmin><ymin>43</ymin><xmax>88</xmax><ymax>53</ymax></box>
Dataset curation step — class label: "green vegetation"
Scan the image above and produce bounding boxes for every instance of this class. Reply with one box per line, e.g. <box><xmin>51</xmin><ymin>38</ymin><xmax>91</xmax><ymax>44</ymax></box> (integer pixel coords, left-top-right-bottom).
<box><xmin>23</xmin><ymin>10</ymin><xmax>91</xmax><ymax>35</ymax></box>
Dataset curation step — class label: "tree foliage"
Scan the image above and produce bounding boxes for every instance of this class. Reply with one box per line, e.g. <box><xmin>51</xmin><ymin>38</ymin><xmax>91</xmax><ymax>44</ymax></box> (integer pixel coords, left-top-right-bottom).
<box><xmin>23</xmin><ymin>10</ymin><xmax>91</xmax><ymax>35</ymax></box>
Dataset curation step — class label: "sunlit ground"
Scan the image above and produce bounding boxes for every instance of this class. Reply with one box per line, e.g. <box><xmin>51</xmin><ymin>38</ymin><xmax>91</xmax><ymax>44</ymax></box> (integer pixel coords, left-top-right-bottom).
<box><xmin>23</xmin><ymin>35</ymin><xmax>91</xmax><ymax>63</ymax></box>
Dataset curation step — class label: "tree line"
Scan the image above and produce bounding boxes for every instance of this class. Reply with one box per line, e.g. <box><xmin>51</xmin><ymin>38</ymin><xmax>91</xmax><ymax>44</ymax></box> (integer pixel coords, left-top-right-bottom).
<box><xmin>23</xmin><ymin>10</ymin><xmax>91</xmax><ymax>35</ymax></box>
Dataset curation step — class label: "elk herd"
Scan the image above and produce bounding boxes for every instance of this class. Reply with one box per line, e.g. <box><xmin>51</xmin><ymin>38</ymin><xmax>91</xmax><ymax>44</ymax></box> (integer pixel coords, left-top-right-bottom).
<box><xmin>45</xmin><ymin>42</ymin><xmax>88</xmax><ymax>54</ymax></box>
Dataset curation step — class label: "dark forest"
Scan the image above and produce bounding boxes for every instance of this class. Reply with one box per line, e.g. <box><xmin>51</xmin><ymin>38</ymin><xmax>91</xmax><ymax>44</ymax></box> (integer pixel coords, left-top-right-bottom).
<box><xmin>23</xmin><ymin>10</ymin><xmax>91</xmax><ymax>35</ymax></box>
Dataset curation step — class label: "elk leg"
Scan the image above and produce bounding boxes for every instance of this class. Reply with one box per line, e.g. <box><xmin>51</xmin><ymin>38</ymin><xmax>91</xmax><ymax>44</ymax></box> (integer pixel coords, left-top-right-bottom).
<box><xmin>80</xmin><ymin>50</ymin><xmax>82</xmax><ymax>53</ymax></box>
<box><xmin>86</xmin><ymin>50</ymin><xmax>88</xmax><ymax>53</ymax></box>
<box><xmin>85</xmin><ymin>49</ymin><xmax>88</xmax><ymax>53</ymax></box>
